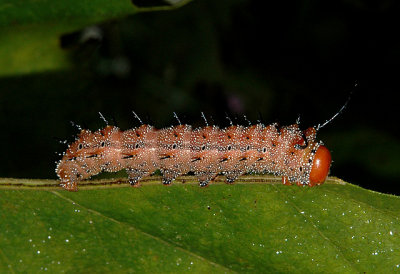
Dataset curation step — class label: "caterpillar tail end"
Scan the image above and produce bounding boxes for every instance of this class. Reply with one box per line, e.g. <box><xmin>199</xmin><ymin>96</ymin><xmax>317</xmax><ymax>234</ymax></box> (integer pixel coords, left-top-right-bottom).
<box><xmin>57</xmin><ymin>165</ymin><xmax>79</xmax><ymax>191</ymax></box>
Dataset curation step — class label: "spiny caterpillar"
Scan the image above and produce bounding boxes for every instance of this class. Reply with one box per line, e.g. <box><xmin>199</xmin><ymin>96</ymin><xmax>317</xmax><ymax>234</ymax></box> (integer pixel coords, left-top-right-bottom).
<box><xmin>56</xmin><ymin>116</ymin><xmax>332</xmax><ymax>191</ymax></box>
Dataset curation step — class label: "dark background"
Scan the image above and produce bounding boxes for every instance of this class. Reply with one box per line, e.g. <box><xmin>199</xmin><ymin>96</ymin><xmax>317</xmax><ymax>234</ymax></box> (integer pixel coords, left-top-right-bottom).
<box><xmin>1</xmin><ymin>0</ymin><xmax>399</xmax><ymax>194</ymax></box>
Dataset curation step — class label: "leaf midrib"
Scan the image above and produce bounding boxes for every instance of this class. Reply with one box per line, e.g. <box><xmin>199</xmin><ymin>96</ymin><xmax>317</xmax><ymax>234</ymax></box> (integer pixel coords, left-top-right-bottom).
<box><xmin>50</xmin><ymin>191</ymin><xmax>234</xmax><ymax>272</ymax></box>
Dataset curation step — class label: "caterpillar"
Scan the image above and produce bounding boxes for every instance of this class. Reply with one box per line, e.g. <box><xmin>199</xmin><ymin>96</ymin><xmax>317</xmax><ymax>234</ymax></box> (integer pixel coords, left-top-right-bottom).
<box><xmin>56</xmin><ymin>117</ymin><xmax>332</xmax><ymax>191</ymax></box>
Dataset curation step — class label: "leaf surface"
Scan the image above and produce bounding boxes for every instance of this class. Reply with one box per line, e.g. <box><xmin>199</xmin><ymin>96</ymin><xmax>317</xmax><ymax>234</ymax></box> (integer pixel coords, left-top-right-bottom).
<box><xmin>1</xmin><ymin>176</ymin><xmax>399</xmax><ymax>272</ymax></box>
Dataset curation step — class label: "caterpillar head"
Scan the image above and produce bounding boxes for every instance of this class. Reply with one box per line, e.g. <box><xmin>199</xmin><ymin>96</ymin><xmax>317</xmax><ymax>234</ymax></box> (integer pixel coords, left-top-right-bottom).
<box><xmin>309</xmin><ymin>145</ymin><xmax>331</xmax><ymax>186</ymax></box>
<box><xmin>300</xmin><ymin>127</ymin><xmax>331</xmax><ymax>186</ymax></box>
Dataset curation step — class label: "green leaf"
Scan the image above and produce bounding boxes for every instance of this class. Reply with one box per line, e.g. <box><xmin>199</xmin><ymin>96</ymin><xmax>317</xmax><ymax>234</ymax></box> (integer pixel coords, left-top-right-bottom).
<box><xmin>1</xmin><ymin>176</ymin><xmax>399</xmax><ymax>272</ymax></box>
<box><xmin>0</xmin><ymin>0</ymin><xmax>192</xmax><ymax>76</ymax></box>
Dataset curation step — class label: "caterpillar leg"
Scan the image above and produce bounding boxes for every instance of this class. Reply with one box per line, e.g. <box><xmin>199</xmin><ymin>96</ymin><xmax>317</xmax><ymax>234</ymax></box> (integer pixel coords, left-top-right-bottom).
<box><xmin>126</xmin><ymin>168</ymin><xmax>149</xmax><ymax>187</ymax></box>
<box><xmin>161</xmin><ymin>169</ymin><xmax>180</xmax><ymax>185</ymax></box>
<box><xmin>225</xmin><ymin>171</ymin><xmax>242</xmax><ymax>184</ymax></box>
<box><xmin>61</xmin><ymin>181</ymin><xmax>78</xmax><ymax>192</ymax></box>
<box><xmin>57</xmin><ymin>164</ymin><xmax>82</xmax><ymax>191</ymax></box>
<box><xmin>195</xmin><ymin>172</ymin><xmax>218</xmax><ymax>187</ymax></box>
<box><xmin>282</xmin><ymin>176</ymin><xmax>306</xmax><ymax>186</ymax></box>
<box><xmin>199</xmin><ymin>181</ymin><xmax>209</xmax><ymax>187</ymax></box>
<box><xmin>282</xmin><ymin>176</ymin><xmax>293</xmax><ymax>186</ymax></box>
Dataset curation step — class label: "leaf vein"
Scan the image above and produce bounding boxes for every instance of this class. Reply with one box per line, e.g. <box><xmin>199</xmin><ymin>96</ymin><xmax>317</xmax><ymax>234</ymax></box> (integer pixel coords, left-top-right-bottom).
<box><xmin>50</xmin><ymin>191</ymin><xmax>233</xmax><ymax>272</ymax></box>
<box><xmin>273</xmin><ymin>185</ymin><xmax>359</xmax><ymax>272</ymax></box>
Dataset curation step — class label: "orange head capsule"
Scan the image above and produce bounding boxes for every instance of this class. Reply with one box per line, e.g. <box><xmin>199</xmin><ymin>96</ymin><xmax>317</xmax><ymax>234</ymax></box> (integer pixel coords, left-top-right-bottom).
<box><xmin>309</xmin><ymin>145</ymin><xmax>331</xmax><ymax>186</ymax></box>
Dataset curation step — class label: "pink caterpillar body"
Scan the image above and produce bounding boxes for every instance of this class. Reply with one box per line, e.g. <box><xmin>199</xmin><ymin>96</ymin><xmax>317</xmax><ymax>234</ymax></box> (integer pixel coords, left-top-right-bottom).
<box><xmin>56</xmin><ymin>123</ymin><xmax>331</xmax><ymax>191</ymax></box>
